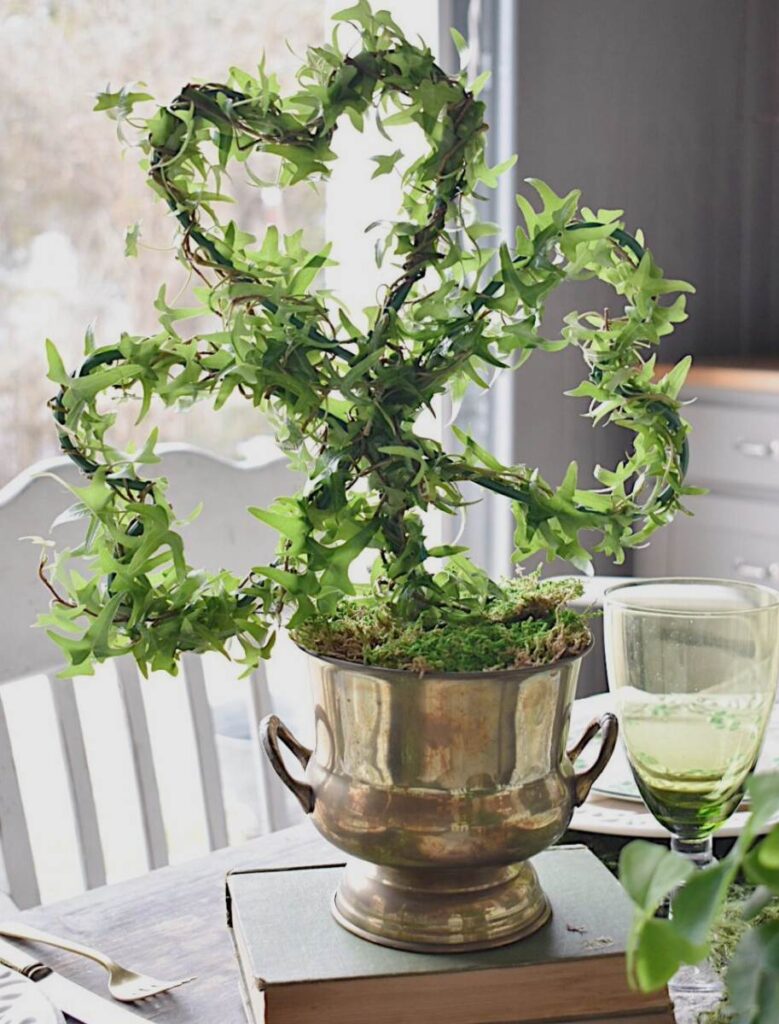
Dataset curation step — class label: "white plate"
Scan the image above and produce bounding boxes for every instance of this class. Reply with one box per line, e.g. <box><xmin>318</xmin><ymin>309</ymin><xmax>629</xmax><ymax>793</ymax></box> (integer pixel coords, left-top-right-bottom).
<box><xmin>569</xmin><ymin>692</ymin><xmax>779</xmax><ymax>839</ymax></box>
<box><xmin>0</xmin><ymin>965</ymin><xmax>63</xmax><ymax>1024</ymax></box>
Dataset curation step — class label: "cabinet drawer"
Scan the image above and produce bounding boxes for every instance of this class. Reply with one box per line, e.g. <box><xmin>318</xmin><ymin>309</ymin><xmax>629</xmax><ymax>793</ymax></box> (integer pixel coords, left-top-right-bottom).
<box><xmin>634</xmin><ymin>493</ymin><xmax>779</xmax><ymax>586</ymax></box>
<box><xmin>685</xmin><ymin>401</ymin><xmax>779</xmax><ymax>492</ymax></box>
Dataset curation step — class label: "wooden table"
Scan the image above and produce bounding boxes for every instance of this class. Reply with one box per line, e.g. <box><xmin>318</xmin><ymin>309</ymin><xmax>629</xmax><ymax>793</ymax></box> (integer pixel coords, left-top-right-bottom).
<box><xmin>17</xmin><ymin>822</ymin><xmax>332</xmax><ymax>1023</ymax></box>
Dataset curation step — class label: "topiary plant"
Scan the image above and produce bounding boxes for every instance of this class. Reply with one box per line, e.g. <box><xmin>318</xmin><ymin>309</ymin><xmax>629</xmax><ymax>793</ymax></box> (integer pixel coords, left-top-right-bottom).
<box><xmin>41</xmin><ymin>0</ymin><xmax>696</xmax><ymax>677</ymax></box>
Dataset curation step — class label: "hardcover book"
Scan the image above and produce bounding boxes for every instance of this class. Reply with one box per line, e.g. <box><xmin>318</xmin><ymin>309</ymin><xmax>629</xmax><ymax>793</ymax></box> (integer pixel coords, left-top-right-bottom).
<box><xmin>226</xmin><ymin>845</ymin><xmax>673</xmax><ymax>1024</ymax></box>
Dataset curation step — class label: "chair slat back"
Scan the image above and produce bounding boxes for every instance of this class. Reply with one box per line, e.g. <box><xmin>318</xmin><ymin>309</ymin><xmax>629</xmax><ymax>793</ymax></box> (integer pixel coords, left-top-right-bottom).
<box><xmin>114</xmin><ymin>658</ymin><xmax>168</xmax><ymax>870</ymax></box>
<box><xmin>182</xmin><ymin>654</ymin><xmax>229</xmax><ymax>851</ymax></box>
<box><xmin>0</xmin><ymin>443</ymin><xmax>300</xmax><ymax>908</ymax></box>
<box><xmin>47</xmin><ymin>675</ymin><xmax>106</xmax><ymax>891</ymax></box>
<box><xmin>0</xmin><ymin>698</ymin><xmax>39</xmax><ymax>908</ymax></box>
<box><xmin>245</xmin><ymin>668</ymin><xmax>286</xmax><ymax>834</ymax></box>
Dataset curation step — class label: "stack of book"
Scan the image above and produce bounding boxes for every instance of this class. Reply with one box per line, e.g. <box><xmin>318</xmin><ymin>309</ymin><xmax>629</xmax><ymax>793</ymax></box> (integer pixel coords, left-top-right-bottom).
<box><xmin>226</xmin><ymin>845</ymin><xmax>673</xmax><ymax>1024</ymax></box>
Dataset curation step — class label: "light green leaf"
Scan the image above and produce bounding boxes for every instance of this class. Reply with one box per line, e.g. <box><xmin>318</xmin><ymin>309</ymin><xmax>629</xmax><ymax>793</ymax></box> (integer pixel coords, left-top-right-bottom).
<box><xmin>370</xmin><ymin>149</ymin><xmax>403</xmax><ymax>179</ymax></box>
<box><xmin>45</xmin><ymin>340</ymin><xmax>69</xmax><ymax>386</ymax></box>
<box><xmin>67</xmin><ymin>364</ymin><xmax>142</xmax><ymax>400</ymax></box>
<box><xmin>124</xmin><ymin>222</ymin><xmax>141</xmax><ymax>258</ymax></box>
<box><xmin>658</xmin><ymin>356</ymin><xmax>692</xmax><ymax>399</ymax></box>
<box><xmin>449</xmin><ymin>27</ymin><xmax>468</xmax><ymax>54</ymax></box>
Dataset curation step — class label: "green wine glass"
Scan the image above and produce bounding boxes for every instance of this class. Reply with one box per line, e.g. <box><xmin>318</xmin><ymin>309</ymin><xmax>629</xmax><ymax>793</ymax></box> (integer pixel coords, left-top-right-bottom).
<box><xmin>604</xmin><ymin>578</ymin><xmax>779</xmax><ymax>999</ymax></box>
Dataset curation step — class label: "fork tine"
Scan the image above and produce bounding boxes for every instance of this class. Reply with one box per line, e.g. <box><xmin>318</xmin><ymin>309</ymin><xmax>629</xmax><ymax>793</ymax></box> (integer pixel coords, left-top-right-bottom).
<box><xmin>111</xmin><ymin>974</ymin><xmax>197</xmax><ymax>1002</ymax></box>
<box><xmin>148</xmin><ymin>976</ymin><xmax>195</xmax><ymax>991</ymax></box>
<box><xmin>136</xmin><ymin>976</ymin><xmax>196</xmax><ymax>997</ymax></box>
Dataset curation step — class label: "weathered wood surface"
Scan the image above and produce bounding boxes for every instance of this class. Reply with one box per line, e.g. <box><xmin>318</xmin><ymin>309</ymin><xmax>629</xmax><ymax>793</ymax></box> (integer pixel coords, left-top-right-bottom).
<box><xmin>16</xmin><ymin>821</ymin><xmax>332</xmax><ymax>1023</ymax></box>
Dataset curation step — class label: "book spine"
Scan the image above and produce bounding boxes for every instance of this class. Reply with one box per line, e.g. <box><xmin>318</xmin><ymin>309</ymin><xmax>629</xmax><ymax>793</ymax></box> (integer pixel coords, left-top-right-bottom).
<box><xmin>228</xmin><ymin>904</ymin><xmax>266</xmax><ymax>1024</ymax></box>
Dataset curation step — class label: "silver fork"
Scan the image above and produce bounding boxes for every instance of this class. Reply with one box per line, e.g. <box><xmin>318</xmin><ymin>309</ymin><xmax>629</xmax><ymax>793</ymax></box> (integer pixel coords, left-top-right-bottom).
<box><xmin>0</xmin><ymin>921</ymin><xmax>195</xmax><ymax>1003</ymax></box>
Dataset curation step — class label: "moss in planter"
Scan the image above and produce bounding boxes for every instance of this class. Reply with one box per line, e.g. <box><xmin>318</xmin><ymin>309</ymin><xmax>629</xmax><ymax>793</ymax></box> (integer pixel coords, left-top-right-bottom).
<box><xmin>292</xmin><ymin>576</ymin><xmax>592</xmax><ymax>673</ymax></box>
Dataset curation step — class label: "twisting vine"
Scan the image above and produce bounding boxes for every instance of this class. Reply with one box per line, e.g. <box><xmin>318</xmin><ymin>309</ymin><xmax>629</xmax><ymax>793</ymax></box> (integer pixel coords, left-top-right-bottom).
<box><xmin>43</xmin><ymin>1</ymin><xmax>697</xmax><ymax>675</ymax></box>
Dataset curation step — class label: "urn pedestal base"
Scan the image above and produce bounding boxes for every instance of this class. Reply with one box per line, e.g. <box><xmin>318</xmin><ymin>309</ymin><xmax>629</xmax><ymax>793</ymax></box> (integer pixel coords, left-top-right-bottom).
<box><xmin>331</xmin><ymin>859</ymin><xmax>551</xmax><ymax>952</ymax></box>
<box><xmin>260</xmin><ymin>651</ymin><xmax>619</xmax><ymax>954</ymax></box>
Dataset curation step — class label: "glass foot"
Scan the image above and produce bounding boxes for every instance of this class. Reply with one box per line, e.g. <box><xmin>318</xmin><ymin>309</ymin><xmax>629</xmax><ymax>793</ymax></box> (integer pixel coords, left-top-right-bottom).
<box><xmin>669</xmin><ymin>959</ymin><xmax>724</xmax><ymax>996</ymax></box>
<box><xmin>669</xmin><ymin>960</ymin><xmax>724</xmax><ymax>1023</ymax></box>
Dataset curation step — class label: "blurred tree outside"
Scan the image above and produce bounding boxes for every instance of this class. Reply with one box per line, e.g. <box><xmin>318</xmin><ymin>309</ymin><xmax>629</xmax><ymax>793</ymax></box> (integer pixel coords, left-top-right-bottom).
<box><xmin>0</xmin><ymin>0</ymin><xmax>325</xmax><ymax>486</ymax></box>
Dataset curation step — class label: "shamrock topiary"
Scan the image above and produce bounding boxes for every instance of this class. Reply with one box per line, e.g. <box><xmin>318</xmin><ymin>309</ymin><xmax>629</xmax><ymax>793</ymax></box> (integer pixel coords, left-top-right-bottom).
<box><xmin>42</xmin><ymin>0</ymin><xmax>696</xmax><ymax>676</ymax></box>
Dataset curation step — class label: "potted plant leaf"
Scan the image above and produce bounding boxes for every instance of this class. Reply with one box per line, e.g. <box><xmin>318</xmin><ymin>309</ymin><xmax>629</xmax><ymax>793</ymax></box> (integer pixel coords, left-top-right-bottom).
<box><xmin>42</xmin><ymin>0</ymin><xmax>695</xmax><ymax>950</ymax></box>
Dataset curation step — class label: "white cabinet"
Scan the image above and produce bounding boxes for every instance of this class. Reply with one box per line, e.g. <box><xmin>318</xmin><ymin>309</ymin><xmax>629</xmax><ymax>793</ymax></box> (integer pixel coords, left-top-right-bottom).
<box><xmin>635</xmin><ymin>376</ymin><xmax>779</xmax><ymax>586</ymax></box>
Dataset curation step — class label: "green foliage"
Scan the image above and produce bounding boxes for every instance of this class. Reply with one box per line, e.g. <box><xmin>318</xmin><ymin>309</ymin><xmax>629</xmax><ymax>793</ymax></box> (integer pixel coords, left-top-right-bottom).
<box><xmin>620</xmin><ymin>774</ymin><xmax>779</xmax><ymax>1023</ymax></box>
<box><xmin>292</xmin><ymin>574</ymin><xmax>590</xmax><ymax>671</ymax></box>
<box><xmin>43</xmin><ymin>2</ymin><xmax>694</xmax><ymax>675</ymax></box>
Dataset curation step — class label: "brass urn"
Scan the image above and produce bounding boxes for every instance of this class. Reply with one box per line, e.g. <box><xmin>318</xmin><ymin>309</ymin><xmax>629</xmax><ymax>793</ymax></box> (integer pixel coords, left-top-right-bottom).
<box><xmin>261</xmin><ymin>648</ymin><xmax>616</xmax><ymax>952</ymax></box>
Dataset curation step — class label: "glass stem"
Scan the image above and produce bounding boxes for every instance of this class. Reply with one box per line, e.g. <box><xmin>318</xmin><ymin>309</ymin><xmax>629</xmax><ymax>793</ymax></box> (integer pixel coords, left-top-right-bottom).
<box><xmin>666</xmin><ymin>835</ymin><xmax>723</xmax><ymax>1006</ymax></box>
<box><xmin>670</xmin><ymin>834</ymin><xmax>715</xmax><ymax>871</ymax></box>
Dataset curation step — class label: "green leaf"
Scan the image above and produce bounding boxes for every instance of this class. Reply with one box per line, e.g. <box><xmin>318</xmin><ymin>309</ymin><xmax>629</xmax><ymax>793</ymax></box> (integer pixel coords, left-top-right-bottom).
<box><xmin>85</xmin><ymin>593</ymin><xmax>125</xmax><ymax>657</ymax></box>
<box><xmin>67</xmin><ymin>364</ymin><xmax>143</xmax><ymax>400</ymax></box>
<box><xmin>527</xmin><ymin>178</ymin><xmax>580</xmax><ymax>222</ymax></box>
<box><xmin>452</xmin><ymin>425</ymin><xmax>504</xmax><ymax>472</ymax></box>
<box><xmin>670</xmin><ymin>859</ymin><xmax>733</xmax><ymax>950</ymax></box>
<box><xmin>558</xmin><ymin>461</ymin><xmax>578</xmax><ymax>501</ymax></box>
<box><xmin>370</xmin><ymin>149</ymin><xmax>403</xmax><ymax>179</ymax></box>
<box><xmin>745</xmin><ymin>828</ymin><xmax>779</xmax><ymax>893</ymax></box>
<box><xmin>475</xmin><ymin>154</ymin><xmax>517</xmax><ymax>189</ymax></box>
<box><xmin>744</xmin><ymin>775</ymin><xmax>779</xmax><ymax>838</ymax></box>
<box><xmin>136</xmin><ymin>428</ymin><xmax>161</xmax><ymax>464</ymax></box>
<box><xmin>619</xmin><ymin>840</ymin><xmax>695</xmax><ymax>914</ymax></box>
<box><xmin>249</xmin><ymin>503</ymin><xmax>308</xmax><ymax>555</ymax></box>
<box><xmin>45</xmin><ymin>339</ymin><xmax>69</xmax><ymax>386</ymax></box>
<box><xmin>288</xmin><ymin>246</ymin><xmax>333</xmax><ymax>293</ymax></box>
<box><xmin>658</xmin><ymin>356</ymin><xmax>692</xmax><ymax>399</ymax></box>
<box><xmin>726</xmin><ymin>922</ymin><xmax>779</xmax><ymax>1024</ymax></box>
<box><xmin>93</xmin><ymin>86</ymin><xmax>152</xmax><ymax>119</ymax></box>
<box><xmin>49</xmin><ymin>503</ymin><xmax>90</xmax><ymax>530</ymax></box>
<box><xmin>743</xmin><ymin>886</ymin><xmax>777</xmax><ymax>922</ymax></box>
<box><xmin>377</xmin><ymin>444</ymin><xmax>424</xmax><ymax>463</ymax></box>
<box><xmin>426</xmin><ymin>545</ymin><xmax>468</xmax><ymax>558</ymax></box>
<box><xmin>332</xmin><ymin>0</ymin><xmax>373</xmax><ymax>27</ymax></box>
<box><xmin>470</xmin><ymin>70</ymin><xmax>490</xmax><ymax>97</ymax></box>
<box><xmin>499</xmin><ymin>242</ymin><xmax>523</xmax><ymax>299</ymax></box>
<box><xmin>254</xmin><ymin>565</ymin><xmax>318</xmax><ymax>596</ymax></box>
<box><xmin>631</xmin><ymin>917</ymin><xmax>699</xmax><ymax>991</ymax></box>
<box><xmin>319</xmin><ymin>521</ymin><xmax>377</xmax><ymax>594</ymax></box>
<box><xmin>124</xmin><ymin>222</ymin><xmax>141</xmax><ymax>258</ymax></box>
<box><xmin>449</xmin><ymin>27</ymin><xmax>468</xmax><ymax>54</ymax></box>
<box><xmin>70</xmin><ymin>476</ymin><xmax>115</xmax><ymax>514</ymax></box>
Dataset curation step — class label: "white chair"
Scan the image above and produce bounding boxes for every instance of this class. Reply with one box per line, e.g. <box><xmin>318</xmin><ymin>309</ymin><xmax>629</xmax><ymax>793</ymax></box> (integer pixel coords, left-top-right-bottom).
<box><xmin>0</xmin><ymin>443</ymin><xmax>304</xmax><ymax>910</ymax></box>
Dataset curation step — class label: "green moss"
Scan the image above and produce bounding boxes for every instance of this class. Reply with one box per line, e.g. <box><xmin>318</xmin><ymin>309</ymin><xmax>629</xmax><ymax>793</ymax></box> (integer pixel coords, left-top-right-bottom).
<box><xmin>291</xmin><ymin>576</ymin><xmax>592</xmax><ymax>672</ymax></box>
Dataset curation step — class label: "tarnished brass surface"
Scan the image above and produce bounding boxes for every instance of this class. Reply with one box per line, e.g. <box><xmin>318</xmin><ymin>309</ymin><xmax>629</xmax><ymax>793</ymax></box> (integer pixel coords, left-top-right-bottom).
<box><xmin>332</xmin><ymin>861</ymin><xmax>551</xmax><ymax>952</ymax></box>
<box><xmin>261</xmin><ymin>648</ymin><xmax>617</xmax><ymax>951</ymax></box>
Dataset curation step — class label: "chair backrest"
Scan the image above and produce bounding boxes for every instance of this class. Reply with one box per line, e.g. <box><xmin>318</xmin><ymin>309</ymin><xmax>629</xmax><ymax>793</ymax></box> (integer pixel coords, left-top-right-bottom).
<box><xmin>0</xmin><ymin>443</ymin><xmax>302</xmax><ymax>908</ymax></box>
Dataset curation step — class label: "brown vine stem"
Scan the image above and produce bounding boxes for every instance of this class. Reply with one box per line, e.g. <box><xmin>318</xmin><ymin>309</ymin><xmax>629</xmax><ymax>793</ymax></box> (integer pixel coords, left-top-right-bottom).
<box><xmin>38</xmin><ymin>555</ymin><xmax>95</xmax><ymax>614</ymax></box>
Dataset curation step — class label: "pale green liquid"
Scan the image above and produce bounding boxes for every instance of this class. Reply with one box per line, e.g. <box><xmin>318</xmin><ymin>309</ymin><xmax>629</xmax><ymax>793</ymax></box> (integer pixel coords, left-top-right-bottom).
<box><xmin>618</xmin><ymin>689</ymin><xmax>773</xmax><ymax>837</ymax></box>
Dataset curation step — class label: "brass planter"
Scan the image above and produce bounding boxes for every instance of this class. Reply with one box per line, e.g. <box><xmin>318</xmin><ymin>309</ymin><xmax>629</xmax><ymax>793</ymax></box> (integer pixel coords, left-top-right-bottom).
<box><xmin>261</xmin><ymin>648</ymin><xmax>616</xmax><ymax>952</ymax></box>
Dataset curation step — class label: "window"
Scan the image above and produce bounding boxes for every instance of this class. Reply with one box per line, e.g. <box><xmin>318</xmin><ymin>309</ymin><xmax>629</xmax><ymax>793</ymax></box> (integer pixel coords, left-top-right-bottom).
<box><xmin>1</xmin><ymin>0</ymin><xmax>327</xmax><ymax>486</ymax></box>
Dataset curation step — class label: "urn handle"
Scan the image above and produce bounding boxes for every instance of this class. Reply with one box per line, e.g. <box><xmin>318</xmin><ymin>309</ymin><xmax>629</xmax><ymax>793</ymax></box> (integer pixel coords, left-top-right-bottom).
<box><xmin>567</xmin><ymin>713</ymin><xmax>619</xmax><ymax>807</ymax></box>
<box><xmin>260</xmin><ymin>715</ymin><xmax>316</xmax><ymax>814</ymax></box>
